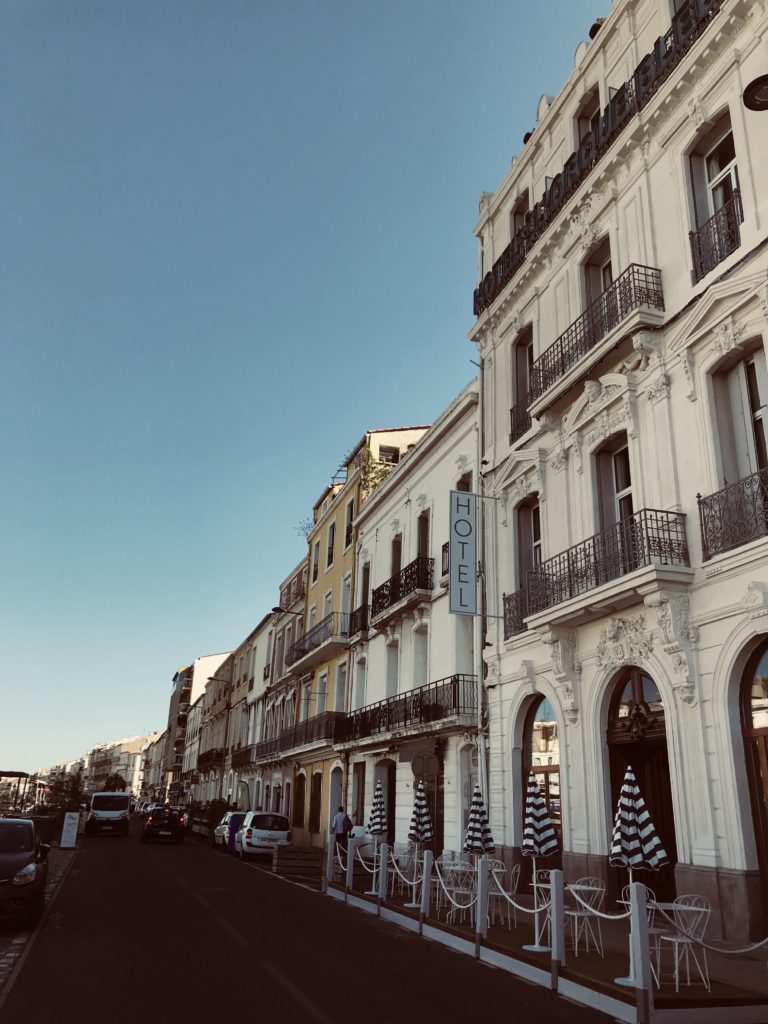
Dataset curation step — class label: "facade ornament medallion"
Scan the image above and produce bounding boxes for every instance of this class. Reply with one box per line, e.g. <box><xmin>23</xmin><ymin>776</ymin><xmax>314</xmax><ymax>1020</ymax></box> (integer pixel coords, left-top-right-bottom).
<box><xmin>744</xmin><ymin>581</ymin><xmax>768</xmax><ymax>619</ymax></box>
<box><xmin>595</xmin><ymin>616</ymin><xmax>653</xmax><ymax>668</ymax></box>
<box><xmin>542</xmin><ymin>629</ymin><xmax>581</xmax><ymax>725</ymax></box>
<box><xmin>713</xmin><ymin>319</ymin><xmax>746</xmax><ymax>355</ymax></box>
<box><xmin>687</xmin><ymin>97</ymin><xmax>706</xmax><ymax>130</ymax></box>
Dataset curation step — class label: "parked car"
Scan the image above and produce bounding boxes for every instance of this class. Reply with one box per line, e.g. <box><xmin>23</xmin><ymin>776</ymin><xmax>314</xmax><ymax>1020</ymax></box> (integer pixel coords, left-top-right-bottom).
<box><xmin>234</xmin><ymin>812</ymin><xmax>291</xmax><ymax>859</ymax></box>
<box><xmin>0</xmin><ymin>818</ymin><xmax>50</xmax><ymax>924</ymax></box>
<box><xmin>212</xmin><ymin>811</ymin><xmax>246</xmax><ymax>852</ymax></box>
<box><xmin>142</xmin><ymin>806</ymin><xmax>185</xmax><ymax>844</ymax></box>
<box><xmin>84</xmin><ymin>792</ymin><xmax>131</xmax><ymax>836</ymax></box>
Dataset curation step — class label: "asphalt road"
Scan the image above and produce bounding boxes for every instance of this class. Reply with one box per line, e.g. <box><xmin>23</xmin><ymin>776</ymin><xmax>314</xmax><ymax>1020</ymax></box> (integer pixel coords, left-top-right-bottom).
<box><xmin>0</xmin><ymin>822</ymin><xmax>614</xmax><ymax>1024</ymax></box>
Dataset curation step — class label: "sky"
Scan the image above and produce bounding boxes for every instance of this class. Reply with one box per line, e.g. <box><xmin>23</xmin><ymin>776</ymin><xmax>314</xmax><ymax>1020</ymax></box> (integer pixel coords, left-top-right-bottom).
<box><xmin>1</xmin><ymin>0</ymin><xmax>603</xmax><ymax>773</ymax></box>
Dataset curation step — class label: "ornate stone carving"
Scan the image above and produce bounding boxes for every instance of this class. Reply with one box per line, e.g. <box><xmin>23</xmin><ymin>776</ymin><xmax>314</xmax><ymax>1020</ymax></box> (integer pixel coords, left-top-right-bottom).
<box><xmin>632</xmin><ymin>331</ymin><xmax>662</xmax><ymax>370</ymax></box>
<box><xmin>681</xmin><ymin>350</ymin><xmax>697</xmax><ymax>402</ymax></box>
<box><xmin>714</xmin><ymin>320</ymin><xmax>746</xmax><ymax>355</ymax></box>
<box><xmin>595</xmin><ymin>616</ymin><xmax>653</xmax><ymax>668</ymax></box>
<box><xmin>550</xmin><ymin>447</ymin><xmax>568</xmax><ymax>473</ymax></box>
<box><xmin>744</xmin><ymin>581</ymin><xmax>768</xmax><ymax>619</ymax></box>
<box><xmin>479</xmin><ymin>192</ymin><xmax>493</xmax><ymax>216</ymax></box>
<box><xmin>644</xmin><ymin>592</ymin><xmax>698</xmax><ymax>705</ymax></box>
<box><xmin>687</xmin><ymin>97</ymin><xmax>705</xmax><ymax>130</ymax></box>
<box><xmin>542</xmin><ymin>630</ymin><xmax>581</xmax><ymax>725</ymax></box>
<box><xmin>646</xmin><ymin>373</ymin><xmax>670</xmax><ymax>403</ymax></box>
<box><xmin>570</xmin><ymin>439</ymin><xmax>583</xmax><ymax>475</ymax></box>
<box><xmin>585</xmin><ymin>406</ymin><xmax>628</xmax><ymax>449</ymax></box>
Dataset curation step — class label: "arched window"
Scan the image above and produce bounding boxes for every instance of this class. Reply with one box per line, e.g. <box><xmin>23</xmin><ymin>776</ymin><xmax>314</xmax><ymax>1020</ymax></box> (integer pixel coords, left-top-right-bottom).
<box><xmin>523</xmin><ymin>697</ymin><xmax>561</xmax><ymax>836</ymax></box>
<box><xmin>742</xmin><ymin>643</ymin><xmax>768</xmax><ymax>923</ymax></box>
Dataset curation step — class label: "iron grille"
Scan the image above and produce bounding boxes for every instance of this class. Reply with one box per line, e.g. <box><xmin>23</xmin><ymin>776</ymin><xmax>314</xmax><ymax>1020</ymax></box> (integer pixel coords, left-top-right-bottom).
<box><xmin>529</xmin><ymin>264</ymin><xmax>664</xmax><ymax>400</ymax></box>
<box><xmin>441</xmin><ymin>542</ymin><xmax>449</xmax><ymax>576</ymax></box>
<box><xmin>509</xmin><ymin>402</ymin><xmax>532</xmax><ymax>445</ymax></box>
<box><xmin>698</xmin><ymin>468</ymin><xmax>768</xmax><ymax>561</ymax></box>
<box><xmin>526</xmin><ymin>508</ymin><xmax>689</xmax><ymax>615</ymax></box>
<box><xmin>502</xmin><ymin>589</ymin><xmax>529</xmax><ymax>640</ymax></box>
<box><xmin>349</xmin><ymin>604</ymin><xmax>370</xmax><ymax>635</ymax></box>
<box><xmin>371</xmin><ymin>556</ymin><xmax>434</xmax><ymax>617</ymax></box>
<box><xmin>689</xmin><ymin>190</ymin><xmax>742</xmax><ymax>284</ymax></box>
<box><xmin>337</xmin><ymin>674</ymin><xmax>477</xmax><ymax>743</ymax></box>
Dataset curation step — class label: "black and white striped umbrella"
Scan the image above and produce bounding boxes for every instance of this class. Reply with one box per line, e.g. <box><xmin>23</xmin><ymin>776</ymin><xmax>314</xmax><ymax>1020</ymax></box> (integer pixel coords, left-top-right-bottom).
<box><xmin>610</xmin><ymin>765</ymin><xmax>669</xmax><ymax>875</ymax></box>
<box><xmin>408</xmin><ymin>780</ymin><xmax>433</xmax><ymax>844</ymax></box>
<box><xmin>366</xmin><ymin>779</ymin><xmax>388</xmax><ymax>837</ymax></box>
<box><xmin>522</xmin><ymin>772</ymin><xmax>559</xmax><ymax>858</ymax></box>
<box><xmin>463</xmin><ymin>783</ymin><xmax>495</xmax><ymax>855</ymax></box>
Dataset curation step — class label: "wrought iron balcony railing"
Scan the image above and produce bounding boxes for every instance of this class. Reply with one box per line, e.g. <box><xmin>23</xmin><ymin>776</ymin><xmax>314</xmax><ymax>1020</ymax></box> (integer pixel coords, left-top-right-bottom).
<box><xmin>231</xmin><ymin>746</ymin><xmax>256</xmax><ymax>768</ymax></box>
<box><xmin>698</xmin><ymin>468</ymin><xmax>768</xmax><ymax>561</ymax></box>
<box><xmin>337</xmin><ymin>674</ymin><xmax>477</xmax><ymax>743</ymax></box>
<box><xmin>371</xmin><ymin>556</ymin><xmax>435</xmax><ymax>617</ymax></box>
<box><xmin>285</xmin><ymin>611</ymin><xmax>350</xmax><ymax>667</ymax></box>
<box><xmin>526</xmin><ymin>508</ymin><xmax>689</xmax><ymax>615</ymax></box>
<box><xmin>349</xmin><ymin>603</ymin><xmax>370</xmax><ymax>636</ymax></box>
<box><xmin>528</xmin><ymin>264</ymin><xmax>664</xmax><ymax>403</ymax></box>
<box><xmin>441</xmin><ymin>542</ymin><xmax>449</xmax><ymax>577</ymax></box>
<box><xmin>254</xmin><ymin>736</ymin><xmax>280</xmax><ymax>759</ymax></box>
<box><xmin>197</xmin><ymin>747</ymin><xmax>224</xmax><ymax>769</ymax></box>
<box><xmin>502</xmin><ymin>589</ymin><xmax>529</xmax><ymax>640</ymax></box>
<box><xmin>690</xmin><ymin>191</ymin><xmax>742</xmax><ymax>284</ymax></box>
<box><xmin>254</xmin><ymin>712</ymin><xmax>346</xmax><ymax>760</ymax></box>
<box><xmin>509</xmin><ymin>402</ymin><xmax>533</xmax><ymax>445</ymax></box>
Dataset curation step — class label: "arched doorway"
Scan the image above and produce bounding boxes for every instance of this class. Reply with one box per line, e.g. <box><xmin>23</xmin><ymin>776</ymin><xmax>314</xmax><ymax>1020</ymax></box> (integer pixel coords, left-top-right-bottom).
<box><xmin>607</xmin><ymin>667</ymin><xmax>677</xmax><ymax>900</ymax></box>
<box><xmin>742</xmin><ymin>641</ymin><xmax>768</xmax><ymax>931</ymax></box>
<box><xmin>522</xmin><ymin>696</ymin><xmax>562</xmax><ymax>883</ymax></box>
<box><xmin>412</xmin><ymin>750</ymin><xmax>443</xmax><ymax>852</ymax></box>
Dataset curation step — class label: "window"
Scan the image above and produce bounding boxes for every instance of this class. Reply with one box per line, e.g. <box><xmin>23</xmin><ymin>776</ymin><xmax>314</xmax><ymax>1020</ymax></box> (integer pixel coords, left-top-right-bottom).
<box><xmin>714</xmin><ymin>348</ymin><xmax>768</xmax><ymax>482</ymax></box>
<box><xmin>517</xmin><ymin>498</ymin><xmax>542</xmax><ymax>590</ymax></box>
<box><xmin>311</xmin><ymin>541</ymin><xmax>320</xmax><ymax>583</ymax></box>
<box><xmin>524</xmin><ymin>697</ymin><xmax>561</xmax><ymax>837</ymax></box>
<box><xmin>510</xmin><ymin>327</ymin><xmax>534</xmax><ymax>443</ymax></box>
<box><xmin>596</xmin><ymin>433</ymin><xmax>639</xmax><ymax>579</ymax></box>
<box><xmin>457</xmin><ymin>471</ymin><xmax>472</xmax><ymax>493</ymax></box>
<box><xmin>689</xmin><ymin>114</ymin><xmax>743</xmax><ymax>281</ymax></box>
<box><xmin>317</xmin><ymin>673</ymin><xmax>327</xmax><ymax>715</ymax></box>
<box><xmin>344</xmin><ymin>500</ymin><xmax>355</xmax><ymax>548</ymax></box>
<box><xmin>379</xmin><ymin>445</ymin><xmax>400</xmax><ymax>465</ymax></box>
<box><xmin>354</xmin><ymin>659</ymin><xmax>366</xmax><ymax>710</ymax></box>
<box><xmin>391</xmin><ymin>534</ymin><xmax>402</xmax><ymax>578</ymax></box>
<box><xmin>300</xmin><ymin>680</ymin><xmax>312</xmax><ymax>721</ymax></box>
<box><xmin>575</xmin><ymin>87</ymin><xmax>600</xmax><ymax>144</ymax></box>
<box><xmin>413</xmin><ymin>628</ymin><xmax>428</xmax><ymax>688</ymax></box>
<box><xmin>335</xmin><ymin>663</ymin><xmax>347</xmax><ymax>712</ymax></box>
<box><xmin>510</xmin><ymin>190</ymin><xmax>529</xmax><ymax>236</ymax></box>
<box><xmin>352</xmin><ymin>762</ymin><xmax>366</xmax><ymax>827</ymax></box>
<box><xmin>323</xmin><ymin>591</ymin><xmax>332</xmax><ymax>620</ymax></box>
<box><xmin>583</xmin><ymin>236</ymin><xmax>613</xmax><ymax>308</ymax></box>
<box><xmin>417</xmin><ymin>512</ymin><xmax>430</xmax><ymax>559</ymax></box>
<box><xmin>386</xmin><ymin>643</ymin><xmax>399</xmax><ymax>699</ymax></box>
<box><xmin>292</xmin><ymin>775</ymin><xmax>305</xmax><ymax>827</ymax></box>
<box><xmin>326</xmin><ymin>522</ymin><xmax>335</xmax><ymax>568</ymax></box>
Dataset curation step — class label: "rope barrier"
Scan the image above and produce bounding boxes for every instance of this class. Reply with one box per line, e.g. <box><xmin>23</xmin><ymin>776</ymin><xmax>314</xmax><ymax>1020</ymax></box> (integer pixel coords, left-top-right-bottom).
<box><xmin>433</xmin><ymin>861</ymin><xmax>479</xmax><ymax>911</ymax></box>
<box><xmin>565</xmin><ymin>885</ymin><xmax>631</xmax><ymax>921</ymax></box>
<box><xmin>489</xmin><ymin>870</ymin><xmax>551</xmax><ymax>916</ymax></box>
<box><xmin>335</xmin><ymin>844</ymin><xmax>348</xmax><ymax>872</ymax></box>
<box><xmin>653</xmin><ymin>905</ymin><xmax>768</xmax><ymax>955</ymax></box>
<box><xmin>389</xmin><ymin>851</ymin><xmax>421</xmax><ymax>891</ymax></box>
<box><xmin>355</xmin><ymin>846</ymin><xmax>377</xmax><ymax>875</ymax></box>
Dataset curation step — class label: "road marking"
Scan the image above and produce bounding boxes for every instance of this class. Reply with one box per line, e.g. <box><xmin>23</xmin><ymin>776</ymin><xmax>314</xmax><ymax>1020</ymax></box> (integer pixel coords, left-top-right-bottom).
<box><xmin>258</xmin><ymin>961</ymin><xmax>334</xmax><ymax>1024</ymax></box>
<box><xmin>215</xmin><ymin>917</ymin><xmax>249</xmax><ymax>948</ymax></box>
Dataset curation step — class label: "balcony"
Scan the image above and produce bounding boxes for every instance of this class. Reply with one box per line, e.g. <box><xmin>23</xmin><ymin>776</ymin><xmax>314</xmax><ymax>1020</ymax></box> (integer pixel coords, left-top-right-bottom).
<box><xmin>371</xmin><ymin>556</ymin><xmax>435</xmax><ymax>623</ymax></box>
<box><xmin>231</xmin><ymin>746</ymin><xmax>256</xmax><ymax>769</ymax></box>
<box><xmin>698</xmin><ymin>468</ymin><xmax>768</xmax><ymax>561</ymax></box>
<box><xmin>509</xmin><ymin>265</ymin><xmax>664</xmax><ymax>433</ymax></box>
<box><xmin>285</xmin><ymin>611</ymin><xmax>351</xmax><ymax>672</ymax></box>
<box><xmin>349</xmin><ymin>603</ymin><xmax>370</xmax><ymax>637</ymax></box>
<box><xmin>197</xmin><ymin>748</ymin><xmax>224</xmax><ymax>770</ymax></box>
<box><xmin>253</xmin><ymin>712</ymin><xmax>346</xmax><ymax>762</ymax></box>
<box><xmin>690</xmin><ymin>191</ymin><xmax>742</xmax><ymax>285</ymax></box>
<box><xmin>176</xmin><ymin>702</ymin><xmax>190</xmax><ymax>725</ymax></box>
<box><xmin>336</xmin><ymin>674</ymin><xmax>477</xmax><ymax>745</ymax></box>
<box><xmin>518</xmin><ymin>509</ymin><xmax>692</xmax><ymax>630</ymax></box>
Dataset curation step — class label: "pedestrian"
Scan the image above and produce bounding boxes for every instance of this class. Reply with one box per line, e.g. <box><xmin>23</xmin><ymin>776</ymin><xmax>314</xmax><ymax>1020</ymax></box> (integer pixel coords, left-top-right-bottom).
<box><xmin>331</xmin><ymin>805</ymin><xmax>352</xmax><ymax>852</ymax></box>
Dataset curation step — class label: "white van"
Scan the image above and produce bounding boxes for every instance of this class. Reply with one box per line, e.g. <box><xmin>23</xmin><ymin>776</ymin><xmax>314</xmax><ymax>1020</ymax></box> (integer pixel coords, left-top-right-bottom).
<box><xmin>85</xmin><ymin>792</ymin><xmax>131</xmax><ymax>836</ymax></box>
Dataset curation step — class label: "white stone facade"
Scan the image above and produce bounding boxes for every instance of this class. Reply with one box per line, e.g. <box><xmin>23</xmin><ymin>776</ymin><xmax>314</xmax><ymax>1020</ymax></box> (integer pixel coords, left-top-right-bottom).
<box><xmin>471</xmin><ymin>0</ymin><xmax>768</xmax><ymax>940</ymax></box>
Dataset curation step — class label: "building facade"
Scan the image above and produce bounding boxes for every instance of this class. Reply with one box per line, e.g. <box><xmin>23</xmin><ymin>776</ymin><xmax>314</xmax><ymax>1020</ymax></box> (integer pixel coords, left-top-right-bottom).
<box><xmin>470</xmin><ymin>0</ymin><xmax>767</xmax><ymax>940</ymax></box>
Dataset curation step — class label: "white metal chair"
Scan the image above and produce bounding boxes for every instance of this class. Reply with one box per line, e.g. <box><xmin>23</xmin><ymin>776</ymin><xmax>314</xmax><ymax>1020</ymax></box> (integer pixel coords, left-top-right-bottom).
<box><xmin>620</xmin><ymin>883</ymin><xmax>670</xmax><ymax>985</ymax></box>
<box><xmin>564</xmin><ymin>876</ymin><xmax>605</xmax><ymax>956</ymax></box>
<box><xmin>657</xmin><ymin>894</ymin><xmax>711</xmax><ymax>992</ymax></box>
<box><xmin>489</xmin><ymin>861</ymin><xmax>520</xmax><ymax>928</ymax></box>
<box><xmin>387</xmin><ymin>842</ymin><xmax>414</xmax><ymax>897</ymax></box>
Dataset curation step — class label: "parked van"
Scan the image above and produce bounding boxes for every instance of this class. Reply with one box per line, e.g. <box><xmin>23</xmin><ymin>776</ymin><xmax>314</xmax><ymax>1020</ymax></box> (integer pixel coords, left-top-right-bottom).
<box><xmin>85</xmin><ymin>792</ymin><xmax>131</xmax><ymax>836</ymax></box>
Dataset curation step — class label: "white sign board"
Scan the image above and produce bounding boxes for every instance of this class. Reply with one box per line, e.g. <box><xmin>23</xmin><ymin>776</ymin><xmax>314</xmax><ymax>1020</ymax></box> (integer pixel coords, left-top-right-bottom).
<box><xmin>60</xmin><ymin>811</ymin><xmax>80</xmax><ymax>849</ymax></box>
<box><xmin>449</xmin><ymin>490</ymin><xmax>477</xmax><ymax>615</ymax></box>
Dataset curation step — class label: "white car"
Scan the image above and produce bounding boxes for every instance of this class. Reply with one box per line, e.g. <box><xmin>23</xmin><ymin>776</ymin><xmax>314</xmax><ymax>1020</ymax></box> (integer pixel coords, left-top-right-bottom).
<box><xmin>234</xmin><ymin>812</ymin><xmax>291</xmax><ymax>858</ymax></box>
<box><xmin>212</xmin><ymin>811</ymin><xmax>246</xmax><ymax>850</ymax></box>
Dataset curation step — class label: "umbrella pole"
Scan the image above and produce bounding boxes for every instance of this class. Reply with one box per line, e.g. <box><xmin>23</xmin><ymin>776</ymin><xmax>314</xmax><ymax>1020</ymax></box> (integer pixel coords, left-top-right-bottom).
<box><xmin>615</xmin><ymin>867</ymin><xmax>636</xmax><ymax>987</ymax></box>
<box><xmin>523</xmin><ymin>856</ymin><xmax>551</xmax><ymax>953</ymax></box>
<box><xmin>404</xmin><ymin>842</ymin><xmax>420</xmax><ymax>908</ymax></box>
<box><xmin>366</xmin><ymin>836</ymin><xmax>379</xmax><ymax>896</ymax></box>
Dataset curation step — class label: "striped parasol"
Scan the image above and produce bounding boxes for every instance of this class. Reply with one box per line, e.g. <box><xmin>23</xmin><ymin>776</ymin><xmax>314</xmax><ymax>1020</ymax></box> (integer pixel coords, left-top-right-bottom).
<box><xmin>408</xmin><ymin>780</ymin><xmax>433</xmax><ymax>844</ymax></box>
<box><xmin>522</xmin><ymin>772</ymin><xmax>559</xmax><ymax>858</ymax></box>
<box><xmin>463</xmin><ymin>783</ymin><xmax>495</xmax><ymax>855</ymax></box>
<box><xmin>366</xmin><ymin>779</ymin><xmax>388</xmax><ymax>837</ymax></box>
<box><xmin>610</xmin><ymin>764</ymin><xmax>669</xmax><ymax>880</ymax></box>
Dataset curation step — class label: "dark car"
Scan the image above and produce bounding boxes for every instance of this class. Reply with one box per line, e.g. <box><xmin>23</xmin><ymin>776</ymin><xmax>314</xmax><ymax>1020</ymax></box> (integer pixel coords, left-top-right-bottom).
<box><xmin>0</xmin><ymin>818</ymin><xmax>50</xmax><ymax>924</ymax></box>
<box><xmin>142</xmin><ymin>806</ymin><xmax>185</xmax><ymax>844</ymax></box>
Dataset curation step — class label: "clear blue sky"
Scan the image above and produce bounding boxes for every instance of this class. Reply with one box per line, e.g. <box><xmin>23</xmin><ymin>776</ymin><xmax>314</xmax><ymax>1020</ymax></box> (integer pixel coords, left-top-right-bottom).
<box><xmin>1</xmin><ymin>0</ymin><xmax>602</xmax><ymax>772</ymax></box>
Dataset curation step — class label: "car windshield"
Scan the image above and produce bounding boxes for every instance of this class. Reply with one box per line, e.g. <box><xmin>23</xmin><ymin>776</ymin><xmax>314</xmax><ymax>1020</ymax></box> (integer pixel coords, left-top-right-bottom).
<box><xmin>92</xmin><ymin>795</ymin><xmax>130</xmax><ymax>811</ymax></box>
<box><xmin>0</xmin><ymin>821</ymin><xmax>34</xmax><ymax>853</ymax></box>
<box><xmin>251</xmin><ymin>814</ymin><xmax>289</xmax><ymax>831</ymax></box>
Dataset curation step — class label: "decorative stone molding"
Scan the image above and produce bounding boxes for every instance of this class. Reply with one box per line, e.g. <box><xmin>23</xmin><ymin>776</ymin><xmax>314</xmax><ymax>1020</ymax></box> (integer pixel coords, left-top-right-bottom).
<box><xmin>411</xmin><ymin>607</ymin><xmax>429</xmax><ymax>632</ymax></box>
<box><xmin>595</xmin><ymin>616</ymin><xmax>653</xmax><ymax>668</ymax></box>
<box><xmin>569</xmin><ymin>439</ymin><xmax>584</xmax><ymax>475</ymax></box>
<box><xmin>479</xmin><ymin>191</ymin><xmax>493</xmax><ymax>216</ymax></box>
<box><xmin>760</xmin><ymin>272</ymin><xmax>768</xmax><ymax>321</ymax></box>
<box><xmin>645</xmin><ymin>373</ymin><xmax>670</xmax><ymax>404</ymax></box>
<box><xmin>681</xmin><ymin>350</ymin><xmax>697</xmax><ymax>402</ymax></box>
<box><xmin>584</xmin><ymin>406</ymin><xmax>629</xmax><ymax>449</ymax></box>
<box><xmin>744</xmin><ymin>581</ymin><xmax>768</xmax><ymax>620</ymax></box>
<box><xmin>687</xmin><ymin>96</ymin><xmax>706</xmax><ymax>130</ymax></box>
<box><xmin>713</xmin><ymin>319</ymin><xmax>746</xmax><ymax>355</ymax></box>
<box><xmin>415</xmin><ymin>493</ymin><xmax>428</xmax><ymax>508</ymax></box>
<box><xmin>632</xmin><ymin>331</ymin><xmax>662</xmax><ymax>370</ymax></box>
<box><xmin>383</xmin><ymin>625</ymin><xmax>400</xmax><ymax>647</ymax></box>
<box><xmin>541</xmin><ymin>629</ymin><xmax>581</xmax><ymax>725</ymax></box>
<box><xmin>455</xmin><ymin>453</ymin><xmax>469</xmax><ymax>472</ymax></box>
<box><xmin>644</xmin><ymin>592</ymin><xmax>698</xmax><ymax>706</ymax></box>
<box><xmin>390</xmin><ymin>518</ymin><xmax>400</xmax><ymax>535</ymax></box>
<box><xmin>550</xmin><ymin>446</ymin><xmax>569</xmax><ymax>473</ymax></box>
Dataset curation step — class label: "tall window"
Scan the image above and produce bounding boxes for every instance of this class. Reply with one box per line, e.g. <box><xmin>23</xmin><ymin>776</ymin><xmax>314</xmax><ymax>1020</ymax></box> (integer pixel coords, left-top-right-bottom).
<box><xmin>335</xmin><ymin>663</ymin><xmax>347</xmax><ymax>713</ymax></box>
<box><xmin>344</xmin><ymin>500</ymin><xmax>355</xmax><ymax>548</ymax></box>
<box><xmin>575</xmin><ymin>86</ymin><xmax>600</xmax><ymax>144</ymax></box>
<box><xmin>517</xmin><ymin>497</ymin><xmax>542</xmax><ymax>590</ymax></box>
<box><xmin>293</xmin><ymin>774</ymin><xmax>305</xmax><ymax>828</ymax></box>
<box><xmin>689</xmin><ymin>113</ymin><xmax>743</xmax><ymax>281</ymax></box>
<box><xmin>386</xmin><ymin>643</ymin><xmax>399</xmax><ymax>699</ymax></box>
<box><xmin>352</xmin><ymin>762</ymin><xmax>366</xmax><ymax>826</ymax></box>
<box><xmin>583</xmin><ymin>236</ymin><xmax>613</xmax><ymax>308</ymax></box>
<box><xmin>326</xmin><ymin>522</ymin><xmax>336</xmax><ymax>568</ymax></box>
<box><xmin>713</xmin><ymin>346</ymin><xmax>768</xmax><ymax>485</ymax></box>
<box><xmin>316</xmin><ymin>673</ymin><xmax>327</xmax><ymax>715</ymax></box>
<box><xmin>311</xmin><ymin>541</ymin><xmax>320</xmax><ymax>583</ymax></box>
<box><xmin>511</xmin><ymin>327</ymin><xmax>534</xmax><ymax>442</ymax></box>
<box><xmin>417</xmin><ymin>512</ymin><xmax>430</xmax><ymax>559</ymax></box>
<box><xmin>308</xmin><ymin>773</ymin><xmax>322</xmax><ymax>833</ymax></box>
<box><xmin>413</xmin><ymin>628</ymin><xmax>428</xmax><ymax>688</ymax></box>
<box><xmin>597</xmin><ymin>435</ymin><xmax>633</xmax><ymax>529</ymax></box>
<box><xmin>510</xmin><ymin>189</ymin><xmax>530</xmax><ymax>235</ymax></box>
<box><xmin>524</xmin><ymin>697</ymin><xmax>561</xmax><ymax>838</ymax></box>
<box><xmin>354</xmin><ymin>659</ymin><xmax>366</xmax><ymax>710</ymax></box>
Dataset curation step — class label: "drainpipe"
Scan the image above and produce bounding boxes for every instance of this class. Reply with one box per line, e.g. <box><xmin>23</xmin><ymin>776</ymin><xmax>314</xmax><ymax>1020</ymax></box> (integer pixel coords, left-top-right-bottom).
<box><xmin>474</xmin><ymin>344</ymin><xmax>490</xmax><ymax>807</ymax></box>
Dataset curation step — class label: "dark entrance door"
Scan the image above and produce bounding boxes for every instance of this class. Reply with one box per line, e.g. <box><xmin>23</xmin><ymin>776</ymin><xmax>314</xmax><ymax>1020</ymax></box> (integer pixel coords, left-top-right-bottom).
<box><xmin>607</xmin><ymin>668</ymin><xmax>677</xmax><ymax>901</ymax></box>
<box><xmin>386</xmin><ymin>761</ymin><xmax>396</xmax><ymax>845</ymax></box>
<box><xmin>412</xmin><ymin>751</ymin><xmax>443</xmax><ymax>852</ymax></box>
<box><xmin>743</xmin><ymin>643</ymin><xmax>768</xmax><ymax>933</ymax></box>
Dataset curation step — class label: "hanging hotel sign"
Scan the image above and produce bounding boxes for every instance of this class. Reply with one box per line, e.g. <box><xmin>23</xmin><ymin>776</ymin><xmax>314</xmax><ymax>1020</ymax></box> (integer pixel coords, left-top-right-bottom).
<box><xmin>449</xmin><ymin>491</ymin><xmax>477</xmax><ymax>615</ymax></box>
<box><xmin>473</xmin><ymin>0</ymin><xmax>722</xmax><ymax>316</ymax></box>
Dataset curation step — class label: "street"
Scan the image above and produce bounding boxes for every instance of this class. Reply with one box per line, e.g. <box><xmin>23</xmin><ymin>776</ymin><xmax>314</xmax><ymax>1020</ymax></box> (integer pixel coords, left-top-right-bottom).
<box><xmin>0</xmin><ymin>822</ymin><xmax>613</xmax><ymax>1023</ymax></box>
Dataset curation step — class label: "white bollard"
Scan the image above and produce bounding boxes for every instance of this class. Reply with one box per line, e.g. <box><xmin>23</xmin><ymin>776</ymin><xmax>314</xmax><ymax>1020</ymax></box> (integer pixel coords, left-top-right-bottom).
<box><xmin>630</xmin><ymin>881</ymin><xmax>654</xmax><ymax>1024</ymax></box>
<box><xmin>346</xmin><ymin>837</ymin><xmax>357</xmax><ymax>892</ymax></box>
<box><xmin>324</xmin><ymin>837</ymin><xmax>334</xmax><ymax>894</ymax></box>
<box><xmin>377</xmin><ymin>843</ymin><xmax>390</xmax><ymax>909</ymax></box>
<box><xmin>419</xmin><ymin>850</ymin><xmax>433</xmax><ymax>934</ymax></box>
<box><xmin>475</xmin><ymin>856</ymin><xmax>489</xmax><ymax>956</ymax></box>
<box><xmin>549</xmin><ymin>869</ymin><xmax>566</xmax><ymax>990</ymax></box>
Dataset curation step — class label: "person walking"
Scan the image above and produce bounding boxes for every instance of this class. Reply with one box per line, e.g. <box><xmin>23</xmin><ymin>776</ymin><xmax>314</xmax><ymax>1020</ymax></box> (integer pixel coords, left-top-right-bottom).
<box><xmin>331</xmin><ymin>805</ymin><xmax>352</xmax><ymax>852</ymax></box>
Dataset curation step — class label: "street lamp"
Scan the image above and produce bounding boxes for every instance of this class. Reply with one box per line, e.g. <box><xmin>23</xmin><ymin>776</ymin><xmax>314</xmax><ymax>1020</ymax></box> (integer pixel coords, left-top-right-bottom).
<box><xmin>272</xmin><ymin>606</ymin><xmax>303</xmax><ymax>617</ymax></box>
<box><xmin>743</xmin><ymin>75</ymin><xmax>768</xmax><ymax>112</ymax></box>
